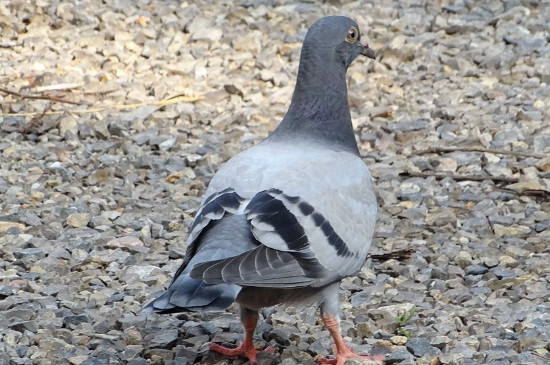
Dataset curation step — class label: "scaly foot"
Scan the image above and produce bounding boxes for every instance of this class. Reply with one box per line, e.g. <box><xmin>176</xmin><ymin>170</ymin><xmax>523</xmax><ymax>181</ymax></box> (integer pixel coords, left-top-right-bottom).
<box><xmin>318</xmin><ymin>345</ymin><xmax>385</xmax><ymax>364</ymax></box>
<box><xmin>210</xmin><ymin>342</ymin><xmax>276</xmax><ymax>364</ymax></box>
<box><xmin>210</xmin><ymin>341</ymin><xmax>258</xmax><ymax>363</ymax></box>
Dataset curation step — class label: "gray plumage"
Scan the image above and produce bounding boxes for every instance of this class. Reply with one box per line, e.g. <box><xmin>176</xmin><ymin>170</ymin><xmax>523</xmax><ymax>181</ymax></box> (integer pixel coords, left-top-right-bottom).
<box><xmin>145</xmin><ymin>15</ymin><xmax>378</xmax><ymax>364</ymax></box>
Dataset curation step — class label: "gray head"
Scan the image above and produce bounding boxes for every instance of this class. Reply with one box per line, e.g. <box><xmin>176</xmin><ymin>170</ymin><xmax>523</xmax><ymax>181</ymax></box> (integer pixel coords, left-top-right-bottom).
<box><xmin>269</xmin><ymin>16</ymin><xmax>375</xmax><ymax>155</ymax></box>
<box><xmin>300</xmin><ymin>16</ymin><xmax>375</xmax><ymax>73</ymax></box>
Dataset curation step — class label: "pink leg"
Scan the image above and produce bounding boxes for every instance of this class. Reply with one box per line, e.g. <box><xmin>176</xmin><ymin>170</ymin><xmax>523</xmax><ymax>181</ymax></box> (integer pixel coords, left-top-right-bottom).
<box><xmin>318</xmin><ymin>314</ymin><xmax>385</xmax><ymax>365</ymax></box>
<box><xmin>210</xmin><ymin>308</ymin><xmax>261</xmax><ymax>364</ymax></box>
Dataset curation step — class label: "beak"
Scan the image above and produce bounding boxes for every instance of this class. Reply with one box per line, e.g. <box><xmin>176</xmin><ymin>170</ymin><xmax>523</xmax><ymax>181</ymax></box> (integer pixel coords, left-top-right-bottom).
<box><xmin>361</xmin><ymin>44</ymin><xmax>376</xmax><ymax>60</ymax></box>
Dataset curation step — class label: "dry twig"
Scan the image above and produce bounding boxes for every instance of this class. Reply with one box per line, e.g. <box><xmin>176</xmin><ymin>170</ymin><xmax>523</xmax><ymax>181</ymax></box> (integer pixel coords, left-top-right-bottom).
<box><xmin>33</xmin><ymin>83</ymin><xmax>82</xmax><ymax>92</ymax></box>
<box><xmin>494</xmin><ymin>187</ymin><xmax>550</xmax><ymax>198</ymax></box>
<box><xmin>370</xmin><ymin>109</ymin><xmax>394</xmax><ymax>119</ymax></box>
<box><xmin>20</xmin><ymin>102</ymin><xmax>53</xmax><ymax>134</ymax></box>
<box><xmin>530</xmin><ymin>352</ymin><xmax>550</xmax><ymax>363</ymax></box>
<box><xmin>369</xmin><ymin>248</ymin><xmax>414</xmax><ymax>261</ymax></box>
<box><xmin>0</xmin><ymin>86</ymin><xmax>83</xmax><ymax>106</ymax></box>
<box><xmin>0</xmin><ymin>95</ymin><xmax>203</xmax><ymax>117</ymax></box>
<box><xmin>414</xmin><ymin>146</ymin><xmax>544</xmax><ymax>159</ymax></box>
<box><xmin>79</xmin><ymin>88</ymin><xmax>119</xmax><ymax>96</ymax></box>
<box><xmin>400</xmin><ymin>171</ymin><xmax>520</xmax><ymax>184</ymax></box>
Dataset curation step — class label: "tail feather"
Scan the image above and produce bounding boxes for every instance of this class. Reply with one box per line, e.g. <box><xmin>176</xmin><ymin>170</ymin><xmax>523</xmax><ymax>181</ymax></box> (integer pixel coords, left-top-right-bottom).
<box><xmin>170</xmin><ymin>275</ymin><xmax>240</xmax><ymax>310</ymax></box>
<box><xmin>147</xmin><ymin>273</ymin><xmax>240</xmax><ymax>312</ymax></box>
<box><xmin>144</xmin><ymin>214</ymin><xmax>254</xmax><ymax>313</ymax></box>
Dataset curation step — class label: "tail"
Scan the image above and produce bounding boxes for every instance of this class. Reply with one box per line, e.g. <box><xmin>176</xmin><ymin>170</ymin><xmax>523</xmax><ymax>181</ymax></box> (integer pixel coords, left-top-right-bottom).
<box><xmin>143</xmin><ymin>214</ymin><xmax>255</xmax><ymax>313</ymax></box>
<box><xmin>143</xmin><ymin>273</ymin><xmax>241</xmax><ymax>313</ymax></box>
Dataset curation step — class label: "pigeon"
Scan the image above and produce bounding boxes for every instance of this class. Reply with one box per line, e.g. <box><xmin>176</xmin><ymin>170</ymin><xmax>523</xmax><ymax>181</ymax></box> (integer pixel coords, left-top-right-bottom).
<box><xmin>145</xmin><ymin>15</ymin><xmax>380</xmax><ymax>365</ymax></box>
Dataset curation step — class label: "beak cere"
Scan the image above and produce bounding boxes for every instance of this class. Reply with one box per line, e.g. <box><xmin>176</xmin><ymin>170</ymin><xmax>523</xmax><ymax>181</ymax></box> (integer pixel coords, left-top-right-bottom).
<box><xmin>360</xmin><ymin>44</ymin><xmax>376</xmax><ymax>59</ymax></box>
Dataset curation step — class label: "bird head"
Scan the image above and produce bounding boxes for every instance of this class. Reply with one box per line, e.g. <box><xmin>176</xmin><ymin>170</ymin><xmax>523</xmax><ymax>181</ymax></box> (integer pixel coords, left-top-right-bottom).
<box><xmin>301</xmin><ymin>16</ymin><xmax>375</xmax><ymax>71</ymax></box>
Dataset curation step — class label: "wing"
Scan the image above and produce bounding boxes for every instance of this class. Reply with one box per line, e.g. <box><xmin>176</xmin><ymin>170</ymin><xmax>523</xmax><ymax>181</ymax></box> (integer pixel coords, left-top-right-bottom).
<box><xmin>171</xmin><ymin>188</ymin><xmax>247</xmax><ymax>280</ymax></box>
<box><xmin>189</xmin><ymin>140</ymin><xmax>377</xmax><ymax>288</ymax></box>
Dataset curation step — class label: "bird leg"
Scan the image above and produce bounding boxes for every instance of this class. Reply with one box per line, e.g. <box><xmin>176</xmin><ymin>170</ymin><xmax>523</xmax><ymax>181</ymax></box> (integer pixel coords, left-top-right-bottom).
<box><xmin>318</xmin><ymin>313</ymin><xmax>372</xmax><ymax>365</ymax></box>
<box><xmin>209</xmin><ymin>307</ymin><xmax>261</xmax><ymax>364</ymax></box>
<box><xmin>318</xmin><ymin>285</ymin><xmax>385</xmax><ymax>365</ymax></box>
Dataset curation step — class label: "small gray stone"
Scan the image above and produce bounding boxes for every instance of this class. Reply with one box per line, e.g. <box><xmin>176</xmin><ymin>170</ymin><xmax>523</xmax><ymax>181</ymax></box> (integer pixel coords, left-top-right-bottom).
<box><xmin>0</xmin><ymin>285</ymin><xmax>14</xmax><ymax>298</ymax></box>
<box><xmin>492</xmin><ymin>268</ymin><xmax>517</xmax><ymax>279</ymax></box>
<box><xmin>80</xmin><ymin>357</ymin><xmax>111</xmax><ymax>365</ymax></box>
<box><xmin>10</xmin><ymin>320</ymin><xmax>38</xmax><ymax>333</ymax></box>
<box><xmin>264</xmin><ymin>328</ymin><xmax>291</xmax><ymax>346</ymax></box>
<box><xmin>126</xmin><ymin>360</ymin><xmax>149</xmax><ymax>365</ymax></box>
<box><xmin>18</xmin><ymin>210</ymin><xmax>42</xmax><ymax>226</ymax></box>
<box><xmin>210</xmin><ymin>331</ymin><xmax>240</xmax><ymax>345</ymax></box>
<box><xmin>308</xmin><ymin>336</ymin><xmax>332</xmax><ymax>357</ymax></box>
<box><xmin>406</xmin><ymin>337</ymin><xmax>439</xmax><ymax>357</ymax></box>
<box><xmin>151</xmin><ymin>329</ymin><xmax>179</xmax><ymax>349</ymax></box>
<box><xmin>4</xmin><ymin>309</ymin><xmax>35</xmax><ymax>322</ymax></box>
<box><xmin>386</xmin><ymin>347</ymin><xmax>415</xmax><ymax>364</ymax></box>
<box><xmin>173</xmin><ymin>346</ymin><xmax>198</xmax><ymax>364</ymax></box>
<box><xmin>66</xmin><ymin>213</ymin><xmax>91</xmax><ymax>228</ymax></box>
<box><xmin>166</xmin><ymin>358</ymin><xmax>191</xmax><ymax>365</ymax></box>
<box><xmin>465</xmin><ymin>264</ymin><xmax>489</xmax><ymax>275</ymax></box>
<box><xmin>279</xmin><ymin>358</ymin><xmax>298</xmax><ymax>365</ymax></box>
<box><xmin>431</xmin><ymin>267</ymin><xmax>449</xmax><ymax>280</ymax></box>
<box><xmin>534</xmin><ymin>134</ymin><xmax>550</xmax><ymax>153</ymax></box>
<box><xmin>454</xmin><ymin>251</ymin><xmax>473</xmax><ymax>269</ymax></box>
<box><xmin>144</xmin><ymin>348</ymin><xmax>174</xmax><ymax>362</ymax></box>
<box><xmin>199</xmin><ymin>321</ymin><xmax>221</xmax><ymax>335</ymax></box>
<box><xmin>489</xmin><ymin>215</ymin><xmax>514</xmax><ymax>225</ymax></box>
<box><xmin>13</xmin><ymin>248</ymin><xmax>46</xmax><ymax>259</ymax></box>
<box><xmin>64</xmin><ymin>314</ymin><xmax>92</xmax><ymax>328</ymax></box>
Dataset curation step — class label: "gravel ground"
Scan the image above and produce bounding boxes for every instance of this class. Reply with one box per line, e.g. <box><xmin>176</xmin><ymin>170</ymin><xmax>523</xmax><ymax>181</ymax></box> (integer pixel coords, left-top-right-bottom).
<box><xmin>1</xmin><ymin>0</ymin><xmax>550</xmax><ymax>364</ymax></box>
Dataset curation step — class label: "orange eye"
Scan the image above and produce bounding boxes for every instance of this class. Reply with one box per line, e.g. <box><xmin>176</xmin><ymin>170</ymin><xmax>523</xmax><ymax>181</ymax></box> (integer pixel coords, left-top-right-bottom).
<box><xmin>346</xmin><ymin>26</ymin><xmax>359</xmax><ymax>43</ymax></box>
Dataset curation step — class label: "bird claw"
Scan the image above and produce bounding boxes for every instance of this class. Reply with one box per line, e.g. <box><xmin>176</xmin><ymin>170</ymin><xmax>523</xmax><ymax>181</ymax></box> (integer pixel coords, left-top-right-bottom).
<box><xmin>199</xmin><ymin>341</ymin><xmax>213</xmax><ymax>352</ymax></box>
<box><xmin>318</xmin><ymin>350</ymin><xmax>385</xmax><ymax>365</ymax></box>
<box><xmin>318</xmin><ymin>357</ymin><xmax>338</xmax><ymax>365</ymax></box>
<box><xmin>209</xmin><ymin>342</ymin><xmax>278</xmax><ymax>364</ymax></box>
<box><xmin>209</xmin><ymin>341</ymin><xmax>259</xmax><ymax>364</ymax></box>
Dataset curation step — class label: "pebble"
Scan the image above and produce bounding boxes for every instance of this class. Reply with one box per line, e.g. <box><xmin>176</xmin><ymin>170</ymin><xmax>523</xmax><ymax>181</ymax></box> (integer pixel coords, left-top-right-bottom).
<box><xmin>66</xmin><ymin>213</ymin><xmax>91</xmax><ymax>228</ymax></box>
<box><xmin>454</xmin><ymin>251</ymin><xmax>472</xmax><ymax>269</ymax></box>
<box><xmin>106</xmin><ymin>236</ymin><xmax>145</xmax><ymax>249</ymax></box>
<box><xmin>389</xmin><ymin>335</ymin><xmax>408</xmax><ymax>345</ymax></box>
<box><xmin>465</xmin><ymin>265</ymin><xmax>489</xmax><ymax>276</ymax></box>
<box><xmin>151</xmin><ymin>329</ymin><xmax>179</xmax><ymax>349</ymax></box>
<box><xmin>406</xmin><ymin>337</ymin><xmax>438</xmax><ymax>358</ymax></box>
<box><xmin>435</xmin><ymin>158</ymin><xmax>457</xmax><ymax>172</ymax></box>
<box><xmin>385</xmin><ymin>347</ymin><xmax>415</xmax><ymax>364</ymax></box>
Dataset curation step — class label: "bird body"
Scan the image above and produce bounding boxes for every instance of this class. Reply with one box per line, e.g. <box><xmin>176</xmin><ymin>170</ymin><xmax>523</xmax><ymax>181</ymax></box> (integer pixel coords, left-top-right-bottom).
<box><xmin>146</xmin><ymin>15</ymin><xmax>381</xmax><ymax>365</ymax></box>
<box><xmin>150</xmin><ymin>140</ymin><xmax>376</xmax><ymax>307</ymax></box>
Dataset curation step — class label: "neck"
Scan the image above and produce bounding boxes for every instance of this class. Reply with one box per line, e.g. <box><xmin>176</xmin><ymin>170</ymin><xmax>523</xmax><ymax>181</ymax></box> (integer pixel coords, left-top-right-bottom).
<box><xmin>268</xmin><ymin>52</ymin><xmax>359</xmax><ymax>155</ymax></box>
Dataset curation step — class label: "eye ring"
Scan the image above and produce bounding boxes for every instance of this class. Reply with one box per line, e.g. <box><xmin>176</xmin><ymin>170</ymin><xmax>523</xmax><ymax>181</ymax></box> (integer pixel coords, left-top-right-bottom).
<box><xmin>346</xmin><ymin>26</ymin><xmax>359</xmax><ymax>43</ymax></box>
